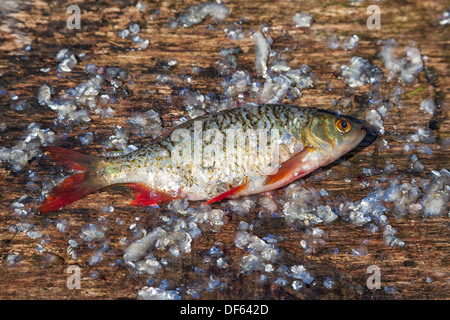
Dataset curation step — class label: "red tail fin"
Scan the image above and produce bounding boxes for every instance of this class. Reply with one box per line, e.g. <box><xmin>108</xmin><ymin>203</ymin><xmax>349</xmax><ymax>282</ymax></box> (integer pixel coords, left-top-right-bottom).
<box><xmin>39</xmin><ymin>146</ymin><xmax>106</xmax><ymax>214</ymax></box>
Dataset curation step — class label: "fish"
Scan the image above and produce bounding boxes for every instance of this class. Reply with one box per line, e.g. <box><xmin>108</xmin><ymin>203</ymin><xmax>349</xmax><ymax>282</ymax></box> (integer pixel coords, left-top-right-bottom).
<box><xmin>38</xmin><ymin>104</ymin><xmax>367</xmax><ymax>213</ymax></box>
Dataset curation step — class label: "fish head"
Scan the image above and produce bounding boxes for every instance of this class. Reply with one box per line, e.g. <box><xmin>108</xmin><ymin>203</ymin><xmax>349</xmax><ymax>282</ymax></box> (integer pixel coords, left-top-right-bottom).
<box><xmin>305</xmin><ymin>112</ymin><xmax>367</xmax><ymax>158</ymax></box>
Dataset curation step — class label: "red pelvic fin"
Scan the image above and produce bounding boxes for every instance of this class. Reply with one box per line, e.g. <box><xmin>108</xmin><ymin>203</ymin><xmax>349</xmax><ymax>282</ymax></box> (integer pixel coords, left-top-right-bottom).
<box><xmin>263</xmin><ymin>147</ymin><xmax>313</xmax><ymax>187</ymax></box>
<box><xmin>203</xmin><ymin>182</ymin><xmax>249</xmax><ymax>205</ymax></box>
<box><xmin>39</xmin><ymin>146</ymin><xmax>105</xmax><ymax>214</ymax></box>
<box><xmin>128</xmin><ymin>183</ymin><xmax>178</xmax><ymax>206</ymax></box>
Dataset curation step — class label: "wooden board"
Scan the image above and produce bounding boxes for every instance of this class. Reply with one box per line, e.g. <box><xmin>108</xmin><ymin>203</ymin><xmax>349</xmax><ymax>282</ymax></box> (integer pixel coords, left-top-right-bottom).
<box><xmin>0</xmin><ymin>0</ymin><xmax>448</xmax><ymax>300</ymax></box>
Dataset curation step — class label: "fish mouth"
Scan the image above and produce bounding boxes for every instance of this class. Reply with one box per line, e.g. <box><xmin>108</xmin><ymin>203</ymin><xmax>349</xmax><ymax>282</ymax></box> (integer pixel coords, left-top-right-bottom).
<box><xmin>359</xmin><ymin>125</ymin><xmax>378</xmax><ymax>147</ymax></box>
<box><xmin>334</xmin><ymin>126</ymin><xmax>367</xmax><ymax>157</ymax></box>
<box><xmin>358</xmin><ymin>126</ymin><xmax>368</xmax><ymax>143</ymax></box>
<box><xmin>351</xmin><ymin>127</ymin><xmax>368</xmax><ymax>149</ymax></box>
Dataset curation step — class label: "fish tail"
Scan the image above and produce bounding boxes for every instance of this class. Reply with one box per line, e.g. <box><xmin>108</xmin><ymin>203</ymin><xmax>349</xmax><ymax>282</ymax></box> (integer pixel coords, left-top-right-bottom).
<box><xmin>39</xmin><ymin>146</ymin><xmax>107</xmax><ymax>214</ymax></box>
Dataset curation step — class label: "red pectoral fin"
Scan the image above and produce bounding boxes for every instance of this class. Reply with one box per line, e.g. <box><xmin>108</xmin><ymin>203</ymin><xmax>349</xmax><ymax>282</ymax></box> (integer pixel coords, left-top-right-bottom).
<box><xmin>128</xmin><ymin>183</ymin><xmax>178</xmax><ymax>206</ymax></box>
<box><xmin>203</xmin><ymin>182</ymin><xmax>249</xmax><ymax>205</ymax></box>
<box><xmin>263</xmin><ymin>147</ymin><xmax>315</xmax><ymax>187</ymax></box>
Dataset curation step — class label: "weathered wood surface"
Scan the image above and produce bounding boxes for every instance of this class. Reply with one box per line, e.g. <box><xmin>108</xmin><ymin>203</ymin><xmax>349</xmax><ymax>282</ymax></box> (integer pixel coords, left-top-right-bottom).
<box><xmin>0</xmin><ymin>0</ymin><xmax>448</xmax><ymax>300</ymax></box>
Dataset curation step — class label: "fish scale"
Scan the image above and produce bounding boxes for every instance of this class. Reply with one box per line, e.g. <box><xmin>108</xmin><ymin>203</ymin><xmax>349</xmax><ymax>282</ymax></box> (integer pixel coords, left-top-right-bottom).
<box><xmin>102</xmin><ymin>105</ymin><xmax>322</xmax><ymax>197</ymax></box>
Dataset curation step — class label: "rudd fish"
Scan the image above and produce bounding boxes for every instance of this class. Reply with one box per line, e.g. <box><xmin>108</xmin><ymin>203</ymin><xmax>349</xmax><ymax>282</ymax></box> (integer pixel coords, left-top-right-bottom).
<box><xmin>39</xmin><ymin>104</ymin><xmax>367</xmax><ymax>213</ymax></box>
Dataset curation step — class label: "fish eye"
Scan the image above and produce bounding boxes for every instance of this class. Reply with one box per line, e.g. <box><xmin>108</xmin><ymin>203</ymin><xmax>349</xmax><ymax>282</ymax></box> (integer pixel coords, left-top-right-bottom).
<box><xmin>336</xmin><ymin>119</ymin><xmax>351</xmax><ymax>134</ymax></box>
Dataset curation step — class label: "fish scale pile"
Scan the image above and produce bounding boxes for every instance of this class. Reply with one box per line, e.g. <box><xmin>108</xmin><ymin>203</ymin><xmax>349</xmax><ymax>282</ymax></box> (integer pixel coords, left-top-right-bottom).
<box><xmin>1</xmin><ymin>1</ymin><xmax>448</xmax><ymax>300</ymax></box>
